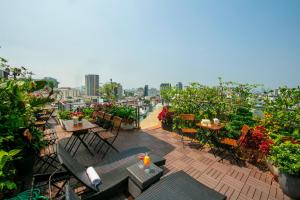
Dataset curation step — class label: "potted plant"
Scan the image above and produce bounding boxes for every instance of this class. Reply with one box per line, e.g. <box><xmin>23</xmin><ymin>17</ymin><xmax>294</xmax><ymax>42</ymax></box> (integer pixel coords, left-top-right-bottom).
<box><xmin>239</xmin><ymin>125</ymin><xmax>273</xmax><ymax>163</ymax></box>
<box><xmin>109</xmin><ymin>105</ymin><xmax>136</xmax><ymax>130</ymax></box>
<box><xmin>158</xmin><ymin>106</ymin><xmax>174</xmax><ymax>131</ymax></box>
<box><xmin>269</xmin><ymin>142</ymin><xmax>300</xmax><ymax>199</ymax></box>
<box><xmin>57</xmin><ymin>110</ymin><xmax>71</xmax><ymax>127</ymax></box>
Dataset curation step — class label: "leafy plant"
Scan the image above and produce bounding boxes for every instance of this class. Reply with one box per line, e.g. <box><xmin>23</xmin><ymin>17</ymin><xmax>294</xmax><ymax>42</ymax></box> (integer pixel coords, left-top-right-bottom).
<box><xmin>109</xmin><ymin>105</ymin><xmax>136</xmax><ymax>122</ymax></box>
<box><xmin>0</xmin><ymin>149</ymin><xmax>21</xmax><ymax>191</ymax></box>
<box><xmin>270</xmin><ymin>142</ymin><xmax>300</xmax><ymax>176</ymax></box>
<box><xmin>262</xmin><ymin>87</ymin><xmax>300</xmax><ymax>144</ymax></box>
<box><xmin>0</xmin><ymin>57</ymin><xmax>54</xmax><ymax>192</ymax></box>
<box><xmin>58</xmin><ymin>110</ymin><xmax>71</xmax><ymax>120</ymax></box>
<box><xmin>83</xmin><ymin>108</ymin><xmax>94</xmax><ymax>119</ymax></box>
<box><xmin>225</xmin><ymin>107</ymin><xmax>255</xmax><ymax>138</ymax></box>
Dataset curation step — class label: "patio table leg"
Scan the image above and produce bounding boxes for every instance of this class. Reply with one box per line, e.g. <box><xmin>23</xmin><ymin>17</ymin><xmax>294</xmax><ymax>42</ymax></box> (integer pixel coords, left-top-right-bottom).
<box><xmin>72</xmin><ymin>132</ymin><xmax>94</xmax><ymax>157</ymax></box>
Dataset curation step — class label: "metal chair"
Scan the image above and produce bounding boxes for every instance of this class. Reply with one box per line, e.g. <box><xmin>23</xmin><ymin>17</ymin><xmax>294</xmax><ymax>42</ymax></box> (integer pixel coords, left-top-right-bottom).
<box><xmin>93</xmin><ymin>116</ymin><xmax>122</xmax><ymax>159</ymax></box>
<box><xmin>179</xmin><ymin>114</ymin><xmax>198</xmax><ymax>147</ymax></box>
<box><xmin>34</xmin><ymin>129</ymin><xmax>60</xmax><ymax>174</ymax></box>
<box><xmin>219</xmin><ymin>124</ymin><xmax>250</xmax><ymax>164</ymax></box>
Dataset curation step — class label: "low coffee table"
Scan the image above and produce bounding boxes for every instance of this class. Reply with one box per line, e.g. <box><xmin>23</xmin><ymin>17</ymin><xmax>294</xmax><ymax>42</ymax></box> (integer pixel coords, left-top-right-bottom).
<box><xmin>127</xmin><ymin>163</ymin><xmax>163</xmax><ymax>198</ymax></box>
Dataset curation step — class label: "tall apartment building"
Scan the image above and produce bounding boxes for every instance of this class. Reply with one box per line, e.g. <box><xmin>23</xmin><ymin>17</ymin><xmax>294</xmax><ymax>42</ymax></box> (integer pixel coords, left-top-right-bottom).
<box><xmin>0</xmin><ymin>69</ymin><xmax>9</xmax><ymax>78</ymax></box>
<box><xmin>160</xmin><ymin>83</ymin><xmax>171</xmax><ymax>91</ymax></box>
<box><xmin>176</xmin><ymin>82</ymin><xmax>183</xmax><ymax>90</ymax></box>
<box><xmin>58</xmin><ymin>87</ymin><xmax>81</xmax><ymax>99</ymax></box>
<box><xmin>85</xmin><ymin>74</ymin><xmax>99</xmax><ymax>96</ymax></box>
<box><xmin>144</xmin><ymin>85</ymin><xmax>149</xmax><ymax>97</ymax></box>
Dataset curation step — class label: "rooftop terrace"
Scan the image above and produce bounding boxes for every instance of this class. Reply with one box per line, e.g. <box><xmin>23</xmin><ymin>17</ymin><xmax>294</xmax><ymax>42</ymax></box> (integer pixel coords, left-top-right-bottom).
<box><xmin>50</xmin><ymin>122</ymin><xmax>290</xmax><ymax>200</ymax></box>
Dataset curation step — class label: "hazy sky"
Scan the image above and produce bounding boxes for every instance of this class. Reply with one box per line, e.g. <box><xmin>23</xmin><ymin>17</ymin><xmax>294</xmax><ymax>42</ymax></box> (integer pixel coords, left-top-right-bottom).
<box><xmin>0</xmin><ymin>0</ymin><xmax>299</xmax><ymax>89</ymax></box>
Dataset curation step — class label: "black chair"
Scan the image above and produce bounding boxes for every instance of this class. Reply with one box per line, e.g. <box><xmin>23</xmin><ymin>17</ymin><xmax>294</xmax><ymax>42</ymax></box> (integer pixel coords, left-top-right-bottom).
<box><xmin>136</xmin><ymin>171</ymin><xmax>227</xmax><ymax>200</ymax></box>
<box><xmin>56</xmin><ymin>143</ymin><xmax>165</xmax><ymax>199</ymax></box>
<box><xmin>34</xmin><ymin>129</ymin><xmax>59</xmax><ymax>173</ymax></box>
<box><xmin>92</xmin><ymin>116</ymin><xmax>122</xmax><ymax>159</ymax></box>
<box><xmin>65</xmin><ymin>171</ymin><xmax>226</xmax><ymax>200</ymax></box>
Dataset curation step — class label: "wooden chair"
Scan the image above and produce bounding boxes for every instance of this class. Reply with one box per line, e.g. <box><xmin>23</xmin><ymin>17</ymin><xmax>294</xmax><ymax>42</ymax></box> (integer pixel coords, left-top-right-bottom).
<box><xmin>219</xmin><ymin>124</ymin><xmax>250</xmax><ymax>163</ymax></box>
<box><xmin>179</xmin><ymin>114</ymin><xmax>198</xmax><ymax>147</ymax></box>
<box><xmin>35</xmin><ymin>128</ymin><xmax>59</xmax><ymax>173</ymax></box>
<box><xmin>93</xmin><ymin>116</ymin><xmax>122</xmax><ymax>159</ymax></box>
<box><xmin>88</xmin><ymin>112</ymin><xmax>111</xmax><ymax>146</ymax></box>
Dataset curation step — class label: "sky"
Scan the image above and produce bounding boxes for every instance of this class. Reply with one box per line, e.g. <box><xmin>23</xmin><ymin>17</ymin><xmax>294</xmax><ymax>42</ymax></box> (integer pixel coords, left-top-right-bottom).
<box><xmin>0</xmin><ymin>0</ymin><xmax>299</xmax><ymax>89</ymax></box>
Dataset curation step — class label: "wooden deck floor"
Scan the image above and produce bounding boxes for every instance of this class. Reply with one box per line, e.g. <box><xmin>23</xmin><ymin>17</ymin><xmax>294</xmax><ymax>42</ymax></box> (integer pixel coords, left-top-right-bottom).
<box><xmin>53</xmin><ymin>125</ymin><xmax>290</xmax><ymax>200</ymax></box>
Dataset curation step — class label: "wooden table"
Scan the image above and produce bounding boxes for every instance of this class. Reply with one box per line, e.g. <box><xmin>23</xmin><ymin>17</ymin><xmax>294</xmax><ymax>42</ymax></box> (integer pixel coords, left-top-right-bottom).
<box><xmin>196</xmin><ymin>123</ymin><xmax>225</xmax><ymax>132</ymax></box>
<box><xmin>196</xmin><ymin>123</ymin><xmax>225</xmax><ymax>156</ymax></box>
<box><xmin>63</xmin><ymin>119</ymin><xmax>97</xmax><ymax>156</ymax></box>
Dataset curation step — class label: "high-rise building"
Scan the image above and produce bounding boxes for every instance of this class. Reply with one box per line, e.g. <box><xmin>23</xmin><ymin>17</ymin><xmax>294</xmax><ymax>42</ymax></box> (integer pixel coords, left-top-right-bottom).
<box><xmin>0</xmin><ymin>69</ymin><xmax>9</xmax><ymax>78</ymax></box>
<box><xmin>85</xmin><ymin>74</ymin><xmax>99</xmax><ymax>96</ymax></box>
<box><xmin>144</xmin><ymin>85</ymin><xmax>149</xmax><ymax>96</ymax></box>
<box><xmin>176</xmin><ymin>82</ymin><xmax>183</xmax><ymax>90</ymax></box>
<box><xmin>160</xmin><ymin>83</ymin><xmax>171</xmax><ymax>91</ymax></box>
<box><xmin>148</xmin><ymin>88</ymin><xmax>159</xmax><ymax>97</ymax></box>
<box><xmin>58</xmin><ymin>87</ymin><xmax>81</xmax><ymax>99</ymax></box>
<box><xmin>116</xmin><ymin>83</ymin><xmax>123</xmax><ymax>99</ymax></box>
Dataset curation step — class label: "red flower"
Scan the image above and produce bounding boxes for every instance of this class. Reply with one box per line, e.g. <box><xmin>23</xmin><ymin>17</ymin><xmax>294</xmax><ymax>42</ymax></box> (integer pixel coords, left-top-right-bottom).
<box><xmin>158</xmin><ymin>106</ymin><xmax>173</xmax><ymax>121</ymax></box>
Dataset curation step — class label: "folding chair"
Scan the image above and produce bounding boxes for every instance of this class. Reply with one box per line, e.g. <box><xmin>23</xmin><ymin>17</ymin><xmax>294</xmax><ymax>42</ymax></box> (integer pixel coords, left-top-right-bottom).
<box><xmin>34</xmin><ymin>128</ymin><xmax>60</xmax><ymax>173</ymax></box>
<box><xmin>179</xmin><ymin>114</ymin><xmax>198</xmax><ymax>147</ymax></box>
<box><xmin>93</xmin><ymin>116</ymin><xmax>122</xmax><ymax>159</ymax></box>
<box><xmin>219</xmin><ymin>124</ymin><xmax>250</xmax><ymax>164</ymax></box>
<box><xmin>88</xmin><ymin>112</ymin><xmax>110</xmax><ymax>146</ymax></box>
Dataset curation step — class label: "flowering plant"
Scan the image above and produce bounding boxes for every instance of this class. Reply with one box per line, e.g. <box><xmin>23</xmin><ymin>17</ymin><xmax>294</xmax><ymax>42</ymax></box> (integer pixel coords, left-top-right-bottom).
<box><xmin>71</xmin><ymin>112</ymin><xmax>84</xmax><ymax>120</ymax></box>
<box><xmin>158</xmin><ymin>106</ymin><xmax>173</xmax><ymax>121</ymax></box>
<box><xmin>242</xmin><ymin>125</ymin><xmax>274</xmax><ymax>156</ymax></box>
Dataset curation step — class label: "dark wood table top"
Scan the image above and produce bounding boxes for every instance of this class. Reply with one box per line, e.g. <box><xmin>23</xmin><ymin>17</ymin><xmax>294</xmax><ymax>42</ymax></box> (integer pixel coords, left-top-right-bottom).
<box><xmin>63</xmin><ymin>119</ymin><xmax>97</xmax><ymax>132</ymax></box>
<box><xmin>127</xmin><ymin>162</ymin><xmax>163</xmax><ymax>189</ymax></box>
<box><xmin>196</xmin><ymin>123</ymin><xmax>225</xmax><ymax>131</ymax></box>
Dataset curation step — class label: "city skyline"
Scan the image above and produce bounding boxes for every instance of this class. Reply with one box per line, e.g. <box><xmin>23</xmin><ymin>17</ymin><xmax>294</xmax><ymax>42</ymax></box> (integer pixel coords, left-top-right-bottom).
<box><xmin>0</xmin><ymin>0</ymin><xmax>299</xmax><ymax>89</ymax></box>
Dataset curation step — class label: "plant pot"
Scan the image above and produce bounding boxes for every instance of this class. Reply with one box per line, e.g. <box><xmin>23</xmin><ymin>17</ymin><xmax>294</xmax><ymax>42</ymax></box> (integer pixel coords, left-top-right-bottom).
<box><xmin>121</xmin><ymin>122</ymin><xmax>135</xmax><ymax>130</ymax></box>
<box><xmin>161</xmin><ymin>121</ymin><xmax>173</xmax><ymax>132</ymax></box>
<box><xmin>266</xmin><ymin>158</ymin><xmax>279</xmax><ymax>176</ymax></box>
<box><xmin>278</xmin><ymin>172</ymin><xmax>300</xmax><ymax>199</ymax></box>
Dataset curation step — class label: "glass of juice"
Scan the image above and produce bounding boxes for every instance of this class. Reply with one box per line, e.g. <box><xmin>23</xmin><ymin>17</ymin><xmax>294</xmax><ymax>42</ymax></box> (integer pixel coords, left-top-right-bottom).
<box><xmin>138</xmin><ymin>153</ymin><xmax>145</xmax><ymax>168</ymax></box>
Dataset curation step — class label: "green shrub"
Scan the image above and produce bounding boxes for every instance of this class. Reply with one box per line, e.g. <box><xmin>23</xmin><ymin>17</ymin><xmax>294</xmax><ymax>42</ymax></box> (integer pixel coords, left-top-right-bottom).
<box><xmin>58</xmin><ymin>110</ymin><xmax>71</xmax><ymax>120</ymax></box>
<box><xmin>270</xmin><ymin>142</ymin><xmax>300</xmax><ymax>176</ymax></box>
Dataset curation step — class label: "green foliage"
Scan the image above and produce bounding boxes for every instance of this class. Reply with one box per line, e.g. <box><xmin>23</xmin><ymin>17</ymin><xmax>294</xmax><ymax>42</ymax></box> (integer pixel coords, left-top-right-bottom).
<box><xmin>58</xmin><ymin>110</ymin><xmax>71</xmax><ymax>120</ymax></box>
<box><xmin>83</xmin><ymin>108</ymin><xmax>93</xmax><ymax>119</ymax></box>
<box><xmin>0</xmin><ymin>149</ymin><xmax>21</xmax><ymax>191</ymax></box>
<box><xmin>225</xmin><ymin>107</ymin><xmax>256</xmax><ymax>138</ymax></box>
<box><xmin>270</xmin><ymin>142</ymin><xmax>300</xmax><ymax>176</ymax></box>
<box><xmin>99</xmin><ymin>82</ymin><xmax>122</xmax><ymax>102</ymax></box>
<box><xmin>161</xmin><ymin>79</ymin><xmax>259</xmax><ymax>122</ymax></box>
<box><xmin>109</xmin><ymin>105</ymin><xmax>136</xmax><ymax>122</ymax></box>
<box><xmin>0</xmin><ymin>57</ymin><xmax>55</xmax><ymax>192</ymax></box>
<box><xmin>262</xmin><ymin>87</ymin><xmax>300</xmax><ymax>143</ymax></box>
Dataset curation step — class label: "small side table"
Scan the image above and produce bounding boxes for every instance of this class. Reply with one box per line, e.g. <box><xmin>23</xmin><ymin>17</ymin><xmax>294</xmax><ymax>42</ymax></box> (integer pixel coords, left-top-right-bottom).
<box><xmin>127</xmin><ymin>163</ymin><xmax>163</xmax><ymax>198</ymax></box>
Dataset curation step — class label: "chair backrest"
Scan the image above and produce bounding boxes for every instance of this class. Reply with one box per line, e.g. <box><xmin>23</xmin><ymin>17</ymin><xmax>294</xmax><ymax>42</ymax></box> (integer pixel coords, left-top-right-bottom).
<box><xmin>238</xmin><ymin>125</ymin><xmax>250</xmax><ymax>145</ymax></box>
<box><xmin>104</xmin><ymin>113</ymin><xmax>113</xmax><ymax>129</ymax></box>
<box><xmin>112</xmin><ymin>116</ymin><xmax>122</xmax><ymax>131</ymax></box>
<box><xmin>180</xmin><ymin>114</ymin><xmax>195</xmax><ymax>121</ymax></box>
<box><xmin>179</xmin><ymin>114</ymin><xmax>195</xmax><ymax>128</ymax></box>
<box><xmin>104</xmin><ymin>113</ymin><xmax>112</xmax><ymax>121</ymax></box>
<box><xmin>56</xmin><ymin>143</ymin><xmax>98</xmax><ymax>191</ymax></box>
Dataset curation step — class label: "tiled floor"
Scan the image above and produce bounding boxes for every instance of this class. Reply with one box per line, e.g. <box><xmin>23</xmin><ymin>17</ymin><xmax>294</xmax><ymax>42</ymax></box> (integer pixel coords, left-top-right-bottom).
<box><xmin>54</xmin><ymin>125</ymin><xmax>290</xmax><ymax>200</ymax></box>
